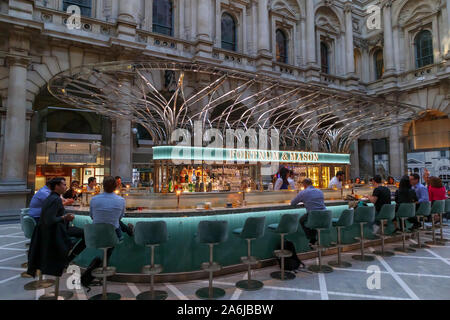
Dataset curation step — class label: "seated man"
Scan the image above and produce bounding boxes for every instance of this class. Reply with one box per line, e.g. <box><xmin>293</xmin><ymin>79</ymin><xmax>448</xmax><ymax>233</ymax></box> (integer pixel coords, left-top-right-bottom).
<box><xmin>28</xmin><ymin>180</ymin><xmax>52</xmax><ymax>224</ymax></box>
<box><xmin>27</xmin><ymin>178</ymin><xmax>85</xmax><ymax>278</ymax></box>
<box><xmin>368</xmin><ymin>175</ymin><xmax>393</xmax><ymax>233</ymax></box>
<box><xmin>291</xmin><ymin>178</ymin><xmax>327</xmax><ymax>246</ymax></box>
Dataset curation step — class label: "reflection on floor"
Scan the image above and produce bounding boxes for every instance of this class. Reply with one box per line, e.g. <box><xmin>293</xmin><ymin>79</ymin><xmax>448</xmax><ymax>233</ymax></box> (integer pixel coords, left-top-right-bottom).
<box><xmin>1</xmin><ymin>221</ymin><xmax>449</xmax><ymax>300</ymax></box>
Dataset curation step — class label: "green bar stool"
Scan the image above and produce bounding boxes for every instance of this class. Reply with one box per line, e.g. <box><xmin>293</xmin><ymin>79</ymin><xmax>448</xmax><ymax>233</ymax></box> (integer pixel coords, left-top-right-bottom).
<box><xmin>38</xmin><ymin>271</ymin><xmax>74</xmax><ymax>300</ymax></box>
<box><xmin>394</xmin><ymin>203</ymin><xmax>416</xmax><ymax>253</ymax></box>
<box><xmin>84</xmin><ymin>223</ymin><xmax>121</xmax><ymax>300</ymax></box>
<box><xmin>329</xmin><ymin>209</ymin><xmax>354</xmax><ymax>268</ymax></box>
<box><xmin>268</xmin><ymin>213</ymin><xmax>300</xmax><ymax>280</ymax></box>
<box><xmin>20</xmin><ymin>210</ymin><xmax>32</xmax><ymax>277</ymax></box>
<box><xmin>352</xmin><ymin>206</ymin><xmax>375</xmax><ymax>262</ymax></box>
<box><xmin>373</xmin><ymin>204</ymin><xmax>396</xmax><ymax>257</ymax></box>
<box><xmin>305</xmin><ymin>210</ymin><xmax>333</xmax><ymax>273</ymax></box>
<box><xmin>195</xmin><ymin>220</ymin><xmax>228</xmax><ymax>300</ymax></box>
<box><xmin>425</xmin><ymin>200</ymin><xmax>446</xmax><ymax>246</ymax></box>
<box><xmin>410</xmin><ymin>201</ymin><xmax>431</xmax><ymax>249</ymax></box>
<box><xmin>134</xmin><ymin>221</ymin><xmax>168</xmax><ymax>300</ymax></box>
<box><xmin>434</xmin><ymin>199</ymin><xmax>449</xmax><ymax>243</ymax></box>
<box><xmin>445</xmin><ymin>199</ymin><xmax>450</xmax><ymax>222</ymax></box>
<box><xmin>22</xmin><ymin>216</ymin><xmax>55</xmax><ymax>290</ymax></box>
<box><xmin>233</xmin><ymin>216</ymin><xmax>266</xmax><ymax>291</ymax></box>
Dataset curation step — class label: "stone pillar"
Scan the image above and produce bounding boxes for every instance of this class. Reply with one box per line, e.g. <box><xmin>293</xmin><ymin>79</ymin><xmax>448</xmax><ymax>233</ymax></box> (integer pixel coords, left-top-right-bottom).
<box><xmin>257</xmin><ymin>0</ymin><xmax>270</xmax><ymax>55</ymax></box>
<box><xmin>112</xmin><ymin>78</ymin><xmax>133</xmax><ymax>182</ymax></box>
<box><xmin>446</xmin><ymin>0</ymin><xmax>450</xmax><ymax>55</ymax></box>
<box><xmin>358</xmin><ymin>139</ymin><xmax>374</xmax><ymax>181</ymax></box>
<box><xmin>196</xmin><ymin>0</ymin><xmax>213</xmax><ymax>56</ymax></box>
<box><xmin>305</xmin><ymin>0</ymin><xmax>316</xmax><ymax>66</ymax></box>
<box><xmin>117</xmin><ymin>0</ymin><xmax>138</xmax><ymax>42</ymax></box>
<box><xmin>344</xmin><ymin>1</ymin><xmax>355</xmax><ymax>76</ymax></box>
<box><xmin>389</xmin><ymin>126</ymin><xmax>405</xmax><ymax>178</ymax></box>
<box><xmin>382</xmin><ymin>1</ymin><xmax>396</xmax><ymax>79</ymax></box>
<box><xmin>350</xmin><ymin>141</ymin><xmax>360</xmax><ymax>179</ymax></box>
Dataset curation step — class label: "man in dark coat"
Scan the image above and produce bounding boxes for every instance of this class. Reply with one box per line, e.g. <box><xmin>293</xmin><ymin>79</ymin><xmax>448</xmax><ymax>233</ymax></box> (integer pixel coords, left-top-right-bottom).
<box><xmin>27</xmin><ymin>178</ymin><xmax>85</xmax><ymax>277</ymax></box>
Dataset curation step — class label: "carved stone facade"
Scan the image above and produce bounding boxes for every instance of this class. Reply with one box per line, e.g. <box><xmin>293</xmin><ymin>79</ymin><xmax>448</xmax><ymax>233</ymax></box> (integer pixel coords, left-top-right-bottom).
<box><xmin>0</xmin><ymin>0</ymin><xmax>449</xmax><ymax>214</ymax></box>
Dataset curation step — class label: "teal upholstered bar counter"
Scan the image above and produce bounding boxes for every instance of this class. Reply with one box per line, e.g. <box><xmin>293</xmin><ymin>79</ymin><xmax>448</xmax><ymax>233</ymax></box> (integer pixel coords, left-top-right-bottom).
<box><xmin>68</xmin><ymin>201</ymin><xmax>396</xmax><ymax>275</ymax></box>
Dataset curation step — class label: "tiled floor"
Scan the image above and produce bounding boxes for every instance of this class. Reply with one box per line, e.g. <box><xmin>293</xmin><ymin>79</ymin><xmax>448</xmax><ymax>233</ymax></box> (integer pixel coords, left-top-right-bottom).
<box><xmin>1</xmin><ymin>221</ymin><xmax>450</xmax><ymax>300</ymax></box>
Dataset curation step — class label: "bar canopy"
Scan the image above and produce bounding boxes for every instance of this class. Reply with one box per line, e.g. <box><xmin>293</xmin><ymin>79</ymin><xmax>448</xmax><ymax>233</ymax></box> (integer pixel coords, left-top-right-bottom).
<box><xmin>48</xmin><ymin>61</ymin><xmax>423</xmax><ymax>153</ymax></box>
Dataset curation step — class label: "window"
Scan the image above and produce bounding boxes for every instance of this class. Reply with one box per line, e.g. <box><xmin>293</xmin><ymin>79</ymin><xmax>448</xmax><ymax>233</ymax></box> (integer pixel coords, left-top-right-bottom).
<box><xmin>320</xmin><ymin>42</ymin><xmax>329</xmax><ymax>74</ymax></box>
<box><xmin>276</xmin><ymin>29</ymin><xmax>288</xmax><ymax>63</ymax></box>
<box><xmin>415</xmin><ymin>30</ymin><xmax>433</xmax><ymax>68</ymax></box>
<box><xmin>221</xmin><ymin>13</ymin><xmax>237</xmax><ymax>51</ymax></box>
<box><xmin>63</xmin><ymin>0</ymin><xmax>92</xmax><ymax>17</ymax></box>
<box><xmin>153</xmin><ymin>0</ymin><xmax>173</xmax><ymax>36</ymax></box>
<box><xmin>374</xmin><ymin>49</ymin><xmax>384</xmax><ymax>80</ymax></box>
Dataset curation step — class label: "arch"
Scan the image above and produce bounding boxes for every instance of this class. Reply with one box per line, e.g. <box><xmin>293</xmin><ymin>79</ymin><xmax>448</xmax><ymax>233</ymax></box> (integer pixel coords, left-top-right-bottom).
<box><xmin>152</xmin><ymin>0</ymin><xmax>173</xmax><ymax>36</ymax></box>
<box><xmin>394</xmin><ymin>0</ymin><xmax>438</xmax><ymax>26</ymax></box>
<box><xmin>271</xmin><ymin>0</ymin><xmax>302</xmax><ymax>18</ymax></box>
<box><xmin>315</xmin><ymin>5</ymin><xmax>344</xmax><ymax>33</ymax></box>
<box><xmin>276</xmin><ymin>29</ymin><xmax>288</xmax><ymax>63</ymax></box>
<box><xmin>414</xmin><ymin>29</ymin><xmax>433</xmax><ymax>68</ymax></box>
<box><xmin>221</xmin><ymin>12</ymin><xmax>237</xmax><ymax>51</ymax></box>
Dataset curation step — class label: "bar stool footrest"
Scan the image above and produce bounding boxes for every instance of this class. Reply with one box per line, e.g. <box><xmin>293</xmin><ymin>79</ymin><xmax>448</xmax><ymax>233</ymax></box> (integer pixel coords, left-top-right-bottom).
<box><xmin>201</xmin><ymin>262</ymin><xmax>221</xmax><ymax>272</ymax></box>
<box><xmin>195</xmin><ymin>287</ymin><xmax>226</xmax><ymax>300</ymax></box>
<box><xmin>142</xmin><ymin>265</ymin><xmax>163</xmax><ymax>275</ymax></box>
<box><xmin>136</xmin><ymin>290</ymin><xmax>168</xmax><ymax>300</ymax></box>
<box><xmin>92</xmin><ymin>266</ymin><xmax>116</xmax><ymax>278</ymax></box>
<box><xmin>236</xmin><ymin>279</ymin><xmax>264</xmax><ymax>291</ymax></box>
<box><xmin>273</xmin><ymin>249</ymin><xmax>292</xmax><ymax>258</ymax></box>
<box><xmin>240</xmin><ymin>256</ymin><xmax>258</xmax><ymax>265</ymax></box>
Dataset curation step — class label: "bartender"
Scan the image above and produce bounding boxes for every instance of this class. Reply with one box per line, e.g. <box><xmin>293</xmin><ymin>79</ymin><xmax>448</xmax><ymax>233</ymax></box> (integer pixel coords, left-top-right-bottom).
<box><xmin>328</xmin><ymin>171</ymin><xmax>345</xmax><ymax>189</ymax></box>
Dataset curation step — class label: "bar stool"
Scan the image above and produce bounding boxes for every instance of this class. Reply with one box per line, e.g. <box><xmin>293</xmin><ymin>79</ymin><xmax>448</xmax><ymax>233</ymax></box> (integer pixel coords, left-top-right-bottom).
<box><xmin>233</xmin><ymin>216</ymin><xmax>266</xmax><ymax>291</ymax></box>
<box><xmin>268</xmin><ymin>213</ymin><xmax>300</xmax><ymax>280</ymax></box>
<box><xmin>22</xmin><ymin>216</ymin><xmax>55</xmax><ymax>290</ymax></box>
<box><xmin>445</xmin><ymin>199</ymin><xmax>450</xmax><ymax>222</ymax></box>
<box><xmin>195</xmin><ymin>220</ymin><xmax>228</xmax><ymax>300</ymax></box>
<box><xmin>434</xmin><ymin>199</ymin><xmax>449</xmax><ymax>243</ymax></box>
<box><xmin>329</xmin><ymin>209</ymin><xmax>354</xmax><ymax>268</ymax></box>
<box><xmin>84</xmin><ymin>223</ymin><xmax>121</xmax><ymax>300</ymax></box>
<box><xmin>20</xmin><ymin>211</ymin><xmax>32</xmax><ymax>278</ymax></box>
<box><xmin>373</xmin><ymin>204</ymin><xmax>396</xmax><ymax>257</ymax></box>
<box><xmin>305</xmin><ymin>210</ymin><xmax>333</xmax><ymax>273</ymax></box>
<box><xmin>38</xmin><ymin>272</ymin><xmax>74</xmax><ymax>300</ymax></box>
<box><xmin>425</xmin><ymin>200</ymin><xmax>446</xmax><ymax>246</ymax></box>
<box><xmin>134</xmin><ymin>221</ymin><xmax>168</xmax><ymax>300</ymax></box>
<box><xmin>394</xmin><ymin>203</ymin><xmax>416</xmax><ymax>253</ymax></box>
<box><xmin>410</xmin><ymin>201</ymin><xmax>431</xmax><ymax>249</ymax></box>
<box><xmin>352</xmin><ymin>206</ymin><xmax>375</xmax><ymax>262</ymax></box>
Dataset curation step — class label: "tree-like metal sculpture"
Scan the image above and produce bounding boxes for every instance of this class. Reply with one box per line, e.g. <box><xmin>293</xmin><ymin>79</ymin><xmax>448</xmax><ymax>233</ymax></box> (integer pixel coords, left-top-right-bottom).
<box><xmin>48</xmin><ymin>60</ymin><xmax>423</xmax><ymax>153</ymax></box>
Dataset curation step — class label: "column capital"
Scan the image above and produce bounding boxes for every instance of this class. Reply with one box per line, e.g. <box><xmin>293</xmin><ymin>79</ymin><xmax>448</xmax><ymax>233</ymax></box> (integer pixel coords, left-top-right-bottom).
<box><xmin>381</xmin><ymin>0</ymin><xmax>393</xmax><ymax>9</ymax></box>
<box><xmin>344</xmin><ymin>2</ymin><xmax>353</xmax><ymax>14</ymax></box>
<box><xmin>5</xmin><ymin>55</ymin><xmax>31</xmax><ymax>68</ymax></box>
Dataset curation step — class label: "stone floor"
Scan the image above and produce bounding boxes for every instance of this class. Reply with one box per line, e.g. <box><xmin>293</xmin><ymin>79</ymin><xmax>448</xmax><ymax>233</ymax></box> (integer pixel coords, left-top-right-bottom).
<box><xmin>1</xmin><ymin>220</ymin><xmax>449</xmax><ymax>300</ymax></box>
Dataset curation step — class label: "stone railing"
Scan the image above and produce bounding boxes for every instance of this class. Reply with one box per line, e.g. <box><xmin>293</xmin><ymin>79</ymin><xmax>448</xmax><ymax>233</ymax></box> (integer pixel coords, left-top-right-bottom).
<box><xmin>400</xmin><ymin>63</ymin><xmax>443</xmax><ymax>83</ymax></box>
<box><xmin>136</xmin><ymin>29</ymin><xmax>194</xmax><ymax>57</ymax></box>
<box><xmin>320</xmin><ymin>73</ymin><xmax>346</xmax><ymax>88</ymax></box>
<box><xmin>272</xmin><ymin>62</ymin><xmax>305</xmax><ymax>80</ymax></box>
<box><xmin>212</xmin><ymin>48</ymin><xmax>256</xmax><ymax>69</ymax></box>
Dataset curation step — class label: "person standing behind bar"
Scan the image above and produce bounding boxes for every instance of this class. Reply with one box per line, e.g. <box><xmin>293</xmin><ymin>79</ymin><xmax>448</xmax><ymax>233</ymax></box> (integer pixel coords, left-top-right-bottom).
<box><xmin>274</xmin><ymin>167</ymin><xmax>290</xmax><ymax>190</ymax></box>
<box><xmin>86</xmin><ymin>177</ymin><xmax>97</xmax><ymax>192</ymax></box>
<box><xmin>329</xmin><ymin>171</ymin><xmax>344</xmax><ymax>189</ymax></box>
<box><xmin>291</xmin><ymin>178</ymin><xmax>327</xmax><ymax>246</ymax></box>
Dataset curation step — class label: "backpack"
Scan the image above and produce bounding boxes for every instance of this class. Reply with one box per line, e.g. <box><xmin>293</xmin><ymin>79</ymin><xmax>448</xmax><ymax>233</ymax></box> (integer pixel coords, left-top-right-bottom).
<box><xmin>276</xmin><ymin>240</ymin><xmax>307</xmax><ymax>272</ymax></box>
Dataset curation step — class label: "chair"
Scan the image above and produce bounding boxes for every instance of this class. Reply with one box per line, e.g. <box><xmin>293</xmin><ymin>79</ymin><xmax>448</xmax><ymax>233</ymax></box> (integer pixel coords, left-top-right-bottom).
<box><xmin>195</xmin><ymin>220</ymin><xmax>228</xmax><ymax>300</ymax></box>
<box><xmin>305</xmin><ymin>210</ymin><xmax>333</xmax><ymax>273</ymax></box>
<box><xmin>329</xmin><ymin>209</ymin><xmax>354</xmax><ymax>268</ymax></box>
<box><xmin>22</xmin><ymin>216</ymin><xmax>55</xmax><ymax>290</ymax></box>
<box><xmin>20</xmin><ymin>208</ymin><xmax>31</xmax><ymax>270</ymax></box>
<box><xmin>425</xmin><ymin>200</ymin><xmax>446</xmax><ymax>246</ymax></box>
<box><xmin>134</xmin><ymin>221</ymin><xmax>168</xmax><ymax>300</ymax></box>
<box><xmin>434</xmin><ymin>199</ymin><xmax>449</xmax><ymax>243</ymax></box>
<box><xmin>351</xmin><ymin>206</ymin><xmax>376</xmax><ymax>261</ymax></box>
<box><xmin>268</xmin><ymin>213</ymin><xmax>300</xmax><ymax>280</ymax></box>
<box><xmin>373</xmin><ymin>204</ymin><xmax>396</xmax><ymax>257</ymax></box>
<box><xmin>445</xmin><ymin>199</ymin><xmax>450</xmax><ymax>222</ymax></box>
<box><xmin>84</xmin><ymin>223</ymin><xmax>121</xmax><ymax>300</ymax></box>
<box><xmin>38</xmin><ymin>273</ymin><xmax>74</xmax><ymax>300</ymax></box>
<box><xmin>233</xmin><ymin>216</ymin><xmax>266</xmax><ymax>291</ymax></box>
<box><xmin>410</xmin><ymin>201</ymin><xmax>431</xmax><ymax>249</ymax></box>
<box><xmin>394</xmin><ymin>203</ymin><xmax>416</xmax><ymax>253</ymax></box>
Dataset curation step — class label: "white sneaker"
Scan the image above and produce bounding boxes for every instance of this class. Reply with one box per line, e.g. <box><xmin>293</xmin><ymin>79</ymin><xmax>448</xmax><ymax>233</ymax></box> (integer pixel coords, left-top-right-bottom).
<box><xmin>373</xmin><ymin>225</ymin><xmax>380</xmax><ymax>235</ymax></box>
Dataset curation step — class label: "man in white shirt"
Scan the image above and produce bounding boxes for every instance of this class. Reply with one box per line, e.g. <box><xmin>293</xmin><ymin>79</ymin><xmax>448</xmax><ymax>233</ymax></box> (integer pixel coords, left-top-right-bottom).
<box><xmin>328</xmin><ymin>171</ymin><xmax>345</xmax><ymax>189</ymax></box>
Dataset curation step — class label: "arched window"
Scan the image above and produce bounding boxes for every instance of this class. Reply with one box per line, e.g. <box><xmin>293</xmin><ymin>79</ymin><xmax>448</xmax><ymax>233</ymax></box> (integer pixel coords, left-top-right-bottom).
<box><xmin>415</xmin><ymin>30</ymin><xmax>433</xmax><ymax>68</ymax></box>
<box><xmin>374</xmin><ymin>49</ymin><xmax>384</xmax><ymax>80</ymax></box>
<box><xmin>63</xmin><ymin>0</ymin><xmax>92</xmax><ymax>17</ymax></box>
<box><xmin>153</xmin><ymin>0</ymin><xmax>173</xmax><ymax>36</ymax></box>
<box><xmin>276</xmin><ymin>29</ymin><xmax>288</xmax><ymax>63</ymax></box>
<box><xmin>320</xmin><ymin>42</ymin><xmax>329</xmax><ymax>74</ymax></box>
<box><xmin>221</xmin><ymin>13</ymin><xmax>237</xmax><ymax>51</ymax></box>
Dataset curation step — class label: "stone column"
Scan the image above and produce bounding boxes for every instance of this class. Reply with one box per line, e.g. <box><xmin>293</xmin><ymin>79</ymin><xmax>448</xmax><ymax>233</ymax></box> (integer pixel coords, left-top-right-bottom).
<box><xmin>305</xmin><ymin>0</ymin><xmax>316</xmax><ymax>66</ymax></box>
<box><xmin>1</xmin><ymin>56</ymin><xmax>29</xmax><ymax>187</ymax></box>
<box><xmin>350</xmin><ymin>141</ymin><xmax>360</xmax><ymax>179</ymax></box>
<box><xmin>382</xmin><ymin>1</ymin><xmax>396</xmax><ymax>77</ymax></box>
<box><xmin>446</xmin><ymin>0</ymin><xmax>450</xmax><ymax>55</ymax></box>
<box><xmin>257</xmin><ymin>0</ymin><xmax>270</xmax><ymax>55</ymax></box>
<box><xmin>196</xmin><ymin>0</ymin><xmax>213</xmax><ymax>56</ymax></box>
<box><xmin>344</xmin><ymin>1</ymin><xmax>355</xmax><ymax>76</ymax></box>
<box><xmin>389</xmin><ymin>126</ymin><xmax>405</xmax><ymax>178</ymax></box>
<box><xmin>117</xmin><ymin>0</ymin><xmax>138</xmax><ymax>42</ymax></box>
<box><xmin>112</xmin><ymin>78</ymin><xmax>133</xmax><ymax>182</ymax></box>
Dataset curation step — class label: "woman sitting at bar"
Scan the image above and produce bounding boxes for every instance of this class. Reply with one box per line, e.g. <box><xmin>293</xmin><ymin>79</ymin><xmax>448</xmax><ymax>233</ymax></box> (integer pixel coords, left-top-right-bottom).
<box><xmin>394</xmin><ymin>175</ymin><xmax>420</xmax><ymax>230</ymax></box>
<box><xmin>428</xmin><ymin>176</ymin><xmax>447</xmax><ymax>223</ymax></box>
<box><xmin>63</xmin><ymin>180</ymin><xmax>80</xmax><ymax>200</ymax></box>
<box><xmin>387</xmin><ymin>176</ymin><xmax>396</xmax><ymax>185</ymax></box>
<box><xmin>274</xmin><ymin>167</ymin><xmax>290</xmax><ymax>190</ymax></box>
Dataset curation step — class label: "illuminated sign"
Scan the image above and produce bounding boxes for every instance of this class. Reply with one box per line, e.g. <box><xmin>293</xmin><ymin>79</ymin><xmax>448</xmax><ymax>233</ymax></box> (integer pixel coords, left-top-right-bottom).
<box><xmin>153</xmin><ymin>146</ymin><xmax>350</xmax><ymax>164</ymax></box>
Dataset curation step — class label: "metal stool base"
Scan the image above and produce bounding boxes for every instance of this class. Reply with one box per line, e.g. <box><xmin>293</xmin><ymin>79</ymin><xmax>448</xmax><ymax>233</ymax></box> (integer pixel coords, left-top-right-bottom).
<box><xmin>136</xmin><ymin>290</ymin><xmax>168</xmax><ymax>300</ymax></box>
<box><xmin>39</xmin><ymin>291</ymin><xmax>73</xmax><ymax>300</ymax></box>
<box><xmin>328</xmin><ymin>260</ymin><xmax>352</xmax><ymax>268</ymax></box>
<box><xmin>351</xmin><ymin>255</ymin><xmax>375</xmax><ymax>261</ymax></box>
<box><xmin>24</xmin><ymin>279</ymin><xmax>55</xmax><ymax>291</ymax></box>
<box><xmin>236</xmin><ymin>279</ymin><xmax>264</xmax><ymax>291</ymax></box>
<box><xmin>372</xmin><ymin>250</ymin><xmax>395</xmax><ymax>257</ymax></box>
<box><xmin>195</xmin><ymin>287</ymin><xmax>226</xmax><ymax>300</ymax></box>
<box><xmin>89</xmin><ymin>293</ymin><xmax>121</xmax><ymax>300</ymax></box>
<box><xmin>308</xmin><ymin>265</ymin><xmax>333</xmax><ymax>273</ymax></box>
<box><xmin>424</xmin><ymin>240</ymin><xmax>446</xmax><ymax>246</ymax></box>
<box><xmin>270</xmin><ymin>271</ymin><xmax>296</xmax><ymax>280</ymax></box>
<box><xmin>410</xmin><ymin>243</ymin><xmax>430</xmax><ymax>249</ymax></box>
<box><xmin>394</xmin><ymin>247</ymin><xmax>416</xmax><ymax>253</ymax></box>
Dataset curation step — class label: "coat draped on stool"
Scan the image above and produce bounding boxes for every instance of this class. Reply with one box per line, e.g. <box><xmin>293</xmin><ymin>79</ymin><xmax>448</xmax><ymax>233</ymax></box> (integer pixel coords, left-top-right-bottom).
<box><xmin>27</xmin><ymin>192</ymin><xmax>72</xmax><ymax>277</ymax></box>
